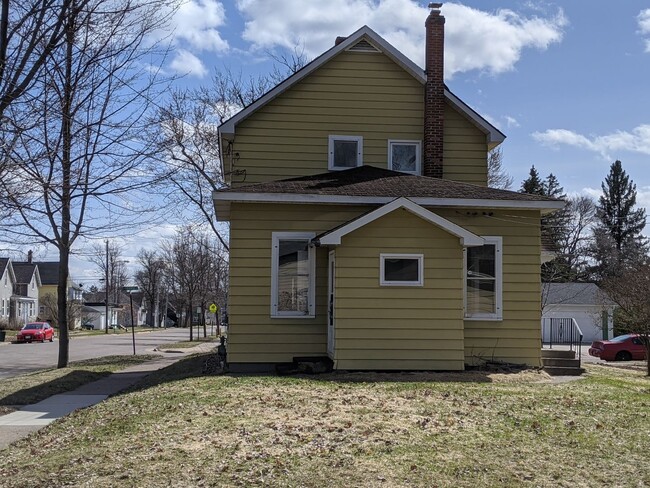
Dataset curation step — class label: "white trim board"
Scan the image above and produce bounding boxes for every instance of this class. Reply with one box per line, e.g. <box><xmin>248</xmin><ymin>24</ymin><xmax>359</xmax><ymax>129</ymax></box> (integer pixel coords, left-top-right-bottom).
<box><xmin>212</xmin><ymin>191</ymin><xmax>565</xmax><ymax>221</ymax></box>
<box><xmin>317</xmin><ymin>197</ymin><xmax>484</xmax><ymax>247</ymax></box>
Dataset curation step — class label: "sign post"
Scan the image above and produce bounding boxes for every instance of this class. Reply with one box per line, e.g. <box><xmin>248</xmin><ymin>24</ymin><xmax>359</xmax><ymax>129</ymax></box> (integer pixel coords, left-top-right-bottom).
<box><xmin>209</xmin><ymin>303</ymin><xmax>218</xmax><ymax>336</ymax></box>
<box><xmin>122</xmin><ymin>286</ymin><xmax>139</xmax><ymax>355</ymax></box>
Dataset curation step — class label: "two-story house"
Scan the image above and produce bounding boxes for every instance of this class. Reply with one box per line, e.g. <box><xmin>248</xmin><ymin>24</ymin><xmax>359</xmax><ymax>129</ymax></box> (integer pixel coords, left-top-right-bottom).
<box><xmin>213</xmin><ymin>7</ymin><xmax>563</xmax><ymax>372</ymax></box>
<box><xmin>0</xmin><ymin>258</ymin><xmax>16</xmax><ymax>326</ymax></box>
<box><xmin>36</xmin><ymin>261</ymin><xmax>84</xmax><ymax>329</ymax></box>
<box><xmin>11</xmin><ymin>259</ymin><xmax>41</xmax><ymax>326</ymax></box>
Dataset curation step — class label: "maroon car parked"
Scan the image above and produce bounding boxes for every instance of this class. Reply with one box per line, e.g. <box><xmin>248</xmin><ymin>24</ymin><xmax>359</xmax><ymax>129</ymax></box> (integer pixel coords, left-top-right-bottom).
<box><xmin>16</xmin><ymin>322</ymin><xmax>55</xmax><ymax>343</ymax></box>
<box><xmin>588</xmin><ymin>334</ymin><xmax>647</xmax><ymax>361</ymax></box>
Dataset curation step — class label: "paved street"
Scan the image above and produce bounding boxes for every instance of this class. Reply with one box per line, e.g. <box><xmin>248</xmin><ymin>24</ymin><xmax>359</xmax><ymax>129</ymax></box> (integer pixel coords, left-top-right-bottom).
<box><xmin>0</xmin><ymin>328</ymin><xmax>197</xmax><ymax>379</ymax></box>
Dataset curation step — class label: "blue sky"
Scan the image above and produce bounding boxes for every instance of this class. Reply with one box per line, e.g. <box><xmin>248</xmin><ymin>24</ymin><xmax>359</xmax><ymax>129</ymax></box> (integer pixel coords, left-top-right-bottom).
<box><xmin>40</xmin><ymin>0</ymin><xmax>650</xmax><ymax>282</ymax></box>
<box><xmin>163</xmin><ymin>0</ymin><xmax>650</xmax><ymax>204</ymax></box>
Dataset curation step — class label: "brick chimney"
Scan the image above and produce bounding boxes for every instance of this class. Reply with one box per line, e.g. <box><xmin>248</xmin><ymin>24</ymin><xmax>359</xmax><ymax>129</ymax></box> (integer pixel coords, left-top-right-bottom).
<box><xmin>27</xmin><ymin>250</ymin><xmax>32</xmax><ymax>263</ymax></box>
<box><xmin>423</xmin><ymin>3</ymin><xmax>445</xmax><ymax>178</ymax></box>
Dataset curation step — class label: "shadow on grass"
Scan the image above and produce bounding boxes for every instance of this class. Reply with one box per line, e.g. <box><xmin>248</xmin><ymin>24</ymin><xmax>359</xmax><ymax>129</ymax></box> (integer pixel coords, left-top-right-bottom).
<box><xmin>118</xmin><ymin>352</ymin><xmax>548</xmax><ymax>392</ymax></box>
<box><xmin>0</xmin><ymin>370</ymin><xmax>112</xmax><ymax>407</ymax></box>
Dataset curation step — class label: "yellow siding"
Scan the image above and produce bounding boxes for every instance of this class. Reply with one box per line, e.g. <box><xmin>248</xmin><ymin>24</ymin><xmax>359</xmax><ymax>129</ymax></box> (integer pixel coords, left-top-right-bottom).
<box><xmin>334</xmin><ymin>209</ymin><xmax>465</xmax><ymax>371</ymax></box>
<box><xmin>228</xmin><ymin>203</ymin><xmax>542</xmax><ymax>369</ymax></box>
<box><xmin>227</xmin><ymin>51</ymin><xmax>488</xmax><ymax>186</ymax></box>
<box><xmin>436</xmin><ymin>209</ymin><xmax>542</xmax><ymax>367</ymax></box>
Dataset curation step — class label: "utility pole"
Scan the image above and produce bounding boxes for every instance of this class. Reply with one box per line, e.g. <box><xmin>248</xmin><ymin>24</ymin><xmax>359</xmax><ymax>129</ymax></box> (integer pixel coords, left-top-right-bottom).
<box><xmin>105</xmin><ymin>239</ymin><xmax>109</xmax><ymax>334</ymax></box>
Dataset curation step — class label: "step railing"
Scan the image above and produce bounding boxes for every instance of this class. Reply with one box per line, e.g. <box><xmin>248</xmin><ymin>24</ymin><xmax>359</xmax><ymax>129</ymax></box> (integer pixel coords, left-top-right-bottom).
<box><xmin>542</xmin><ymin>317</ymin><xmax>584</xmax><ymax>368</ymax></box>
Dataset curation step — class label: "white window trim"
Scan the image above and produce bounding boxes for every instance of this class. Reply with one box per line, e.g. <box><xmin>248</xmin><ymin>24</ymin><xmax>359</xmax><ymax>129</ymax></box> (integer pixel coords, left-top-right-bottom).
<box><xmin>464</xmin><ymin>236</ymin><xmax>503</xmax><ymax>321</ymax></box>
<box><xmin>380</xmin><ymin>253</ymin><xmax>424</xmax><ymax>287</ymax></box>
<box><xmin>388</xmin><ymin>139</ymin><xmax>421</xmax><ymax>175</ymax></box>
<box><xmin>271</xmin><ymin>232</ymin><xmax>316</xmax><ymax>318</ymax></box>
<box><xmin>328</xmin><ymin>135</ymin><xmax>363</xmax><ymax>171</ymax></box>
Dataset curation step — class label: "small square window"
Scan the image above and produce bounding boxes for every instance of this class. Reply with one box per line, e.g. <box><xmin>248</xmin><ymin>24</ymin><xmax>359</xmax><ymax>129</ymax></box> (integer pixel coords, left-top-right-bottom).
<box><xmin>388</xmin><ymin>140</ymin><xmax>421</xmax><ymax>174</ymax></box>
<box><xmin>329</xmin><ymin>135</ymin><xmax>362</xmax><ymax>170</ymax></box>
<box><xmin>380</xmin><ymin>254</ymin><xmax>423</xmax><ymax>286</ymax></box>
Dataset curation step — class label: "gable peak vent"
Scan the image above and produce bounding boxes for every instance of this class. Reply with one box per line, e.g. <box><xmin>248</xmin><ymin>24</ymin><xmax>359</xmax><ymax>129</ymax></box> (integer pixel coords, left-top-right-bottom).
<box><xmin>347</xmin><ymin>39</ymin><xmax>381</xmax><ymax>53</ymax></box>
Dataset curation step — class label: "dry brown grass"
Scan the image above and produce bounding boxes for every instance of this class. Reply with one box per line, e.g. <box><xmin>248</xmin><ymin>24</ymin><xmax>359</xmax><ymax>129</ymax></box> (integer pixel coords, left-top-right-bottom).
<box><xmin>0</xmin><ymin>357</ymin><xmax>648</xmax><ymax>487</ymax></box>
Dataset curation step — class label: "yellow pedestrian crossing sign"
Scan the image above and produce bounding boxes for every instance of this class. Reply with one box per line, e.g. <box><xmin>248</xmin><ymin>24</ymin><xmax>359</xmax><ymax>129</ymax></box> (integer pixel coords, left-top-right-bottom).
<box><xmin>209</xmin><ymin>303</ymin><xmax>218</xmax><ymax>313</ymax></box>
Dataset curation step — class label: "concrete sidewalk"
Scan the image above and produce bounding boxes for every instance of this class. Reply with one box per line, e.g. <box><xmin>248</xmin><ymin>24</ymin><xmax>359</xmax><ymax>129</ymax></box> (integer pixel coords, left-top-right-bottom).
<box><xmin>0</xmin><ymin>342</ymin><xmax>216</xmax><ymax>450</ymax></box>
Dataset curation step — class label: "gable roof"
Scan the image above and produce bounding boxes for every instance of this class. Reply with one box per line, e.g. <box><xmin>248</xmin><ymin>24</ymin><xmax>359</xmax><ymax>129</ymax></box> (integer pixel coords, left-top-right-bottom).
<box><xmin>317</xmin><ymin>197</ymin><xmax>483</xmax><ymax>246</ymax></box>
<box><xmin>213</xmin><ymin>166</ymin><xmax>564</xmax><ymax>220</ymax></box>
<box><xmin>12</xmin><ymin>262</ymin><xmax>41</xmax><ymax>286</ymax></box>
<box><xmin>218</xmin><ymin>26</ymin><xmax>505</xmax><ymax>155</ymax></box>
<box><xmin>35</xmin><ymin>262</ymin><xmax>59</xmax><ymax>285</ymax></box>
<box><xmin>0</xmin><ymin>258</ymin><xmax>9</xmax><ymax>276</ymax></box>
<box><xmin>0</xmin><ymin>258</ymin><xmax>15</xmax><ymax>284</ymax></box>
<box><xmin>543</xmin><ymin>283</ymin><xmax>616</xmax><ymax>306</ymax></box>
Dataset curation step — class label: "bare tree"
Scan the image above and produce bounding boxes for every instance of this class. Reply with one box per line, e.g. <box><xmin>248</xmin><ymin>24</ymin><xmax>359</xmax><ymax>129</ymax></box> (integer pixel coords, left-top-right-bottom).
<box><xmin>0</xmin><ymin>0</ymin><xmax>174</xmax><ymax>367</ymax></box>
<box><xmin>487</xmin><ymin>148</ymin><xmax>513</xmax><ymax>190</ymax></box>
<box><xmin>88</xmin><ymin>241</ymin><xmax>129</xmax><ymax>302</ymax></box>
<box><xmin>39</xmin><ymin>293</ymin><xmax>82</xmax><ymax>330</ymax></box>
<box><xmin>149</xmin><ymin>55</ymin><xmax>309</xmax><ymax>250</ymax></box>
<box><xmin>134</xmin><ymin>248</ymin><xmax>165</xmax><ymax>325</ymax></box>
<box><xmin>601</xmin><ymin>264</ymin><xmax>650</xmax><ymax>376</ymax></box>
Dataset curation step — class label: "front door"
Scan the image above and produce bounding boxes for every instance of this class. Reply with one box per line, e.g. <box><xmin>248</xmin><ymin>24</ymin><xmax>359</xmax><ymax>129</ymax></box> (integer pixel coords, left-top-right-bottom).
<box><xmin>327</xmin><ymin>250</ymin><xmax>335</xmax><ymax>358</ymax></box>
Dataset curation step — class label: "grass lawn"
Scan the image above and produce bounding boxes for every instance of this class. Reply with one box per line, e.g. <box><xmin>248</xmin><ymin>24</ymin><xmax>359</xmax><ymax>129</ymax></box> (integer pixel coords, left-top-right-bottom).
<box><xmin>157</xmin><ymin>336</ymin><xmax>219</xmax><ymax>350</ymax></box>
<box><xmin>0</xmin><ymin>358</ymin><xmax>648</xmax><ymax>487</ymax></box>
<box><xmin>0</xmin><ymin>355</ymin><xmax>156</xmax><ymax>415</ymax></box>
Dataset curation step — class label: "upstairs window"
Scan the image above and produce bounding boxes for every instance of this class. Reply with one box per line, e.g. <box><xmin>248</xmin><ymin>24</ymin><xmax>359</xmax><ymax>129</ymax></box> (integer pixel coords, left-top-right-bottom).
<box><xmin>329</xmin><ymin>135</ymin><xmax>362</xmax><ymax>170</ymax></box>
<box><xmin>464</xmin><ymin>237</ymin><xmax>502</xmax><ymax>320</ymax></box>
<box><xmin>388</xmin><ymin>140</ymin><xmax>421</xmax><ymax>174</ymax></box>
<box><xmin>271</xmin><ymin>232</ymin><xmax>316</xmax><ymax>318</ymax></box>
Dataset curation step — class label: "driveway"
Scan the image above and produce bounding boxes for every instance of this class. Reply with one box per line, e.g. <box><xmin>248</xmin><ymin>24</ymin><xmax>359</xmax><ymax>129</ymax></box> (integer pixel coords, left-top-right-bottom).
<box><xmin>0</xmin><ymin>328</ymin><xmax>199</xmax><ymax>380</ymax></box>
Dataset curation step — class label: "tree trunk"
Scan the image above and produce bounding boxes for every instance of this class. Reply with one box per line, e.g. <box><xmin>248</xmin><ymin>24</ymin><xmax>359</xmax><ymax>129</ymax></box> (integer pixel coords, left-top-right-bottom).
<box><xmin>188</xmin><ymin>301</ymin><xmax>193</xmax><ymax>341</ymax></box>
<box><xmin>56</xmin><ymin>5</ymin><xmax>76</xmax><ymax>369</ymax></box>
<box><xmin>202</xmin><ymin>304</ymin><xmax>206</xmax><ymax>338</ymax></box>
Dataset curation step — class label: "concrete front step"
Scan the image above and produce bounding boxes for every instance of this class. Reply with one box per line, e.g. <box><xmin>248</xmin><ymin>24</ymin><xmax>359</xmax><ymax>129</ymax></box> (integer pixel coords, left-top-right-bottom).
<box><xmin>542</xmin><ymin>358</ymin><xmax>581</xmax><ymax>368</ymax></box>
<box><xmin>543</xmin><ymin>366</ymin><xmax>586</xmax><ymax>376</ymax></box>
<box><xmin>541</xmin><ymin>349</ymin><xmax>576</xmax><ymax>359</ymax></box>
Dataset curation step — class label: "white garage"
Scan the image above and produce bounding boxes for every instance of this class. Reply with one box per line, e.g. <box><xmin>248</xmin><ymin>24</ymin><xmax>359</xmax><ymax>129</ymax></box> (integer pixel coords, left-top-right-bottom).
<box><xmin>542</xmin><ymin>283</ymin><xmax>616</xmax><ymax>344</ymax></box>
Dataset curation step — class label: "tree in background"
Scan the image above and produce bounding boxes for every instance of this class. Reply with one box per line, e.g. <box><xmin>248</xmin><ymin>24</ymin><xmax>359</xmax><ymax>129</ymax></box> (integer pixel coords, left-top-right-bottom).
<box><xmin>88</xmin><ymin>242</ymin><xmax>129</xmax><ymax>303</ymax></box>
<box><xmin>134</xmin><ymin>249</ymin><xmax>166</xmax><ymax>326</ymax></box>
<box><xmin>554</xmin><ymin>196</ymin><xmax>596</xmax><ymax>281</ymax></box>
<box><xmin>0</xmin><ymin>0</ymin><xmax>174</xmax><ymax>367</ymax></box>
<box><xmin>520</xmin><ymin>165</ymin><xmax>545</xmax><ymax>195</ymax></box>
<box><xmin>590</xmin><ymin>160</ymin><xmax>648</xmax><ymax>280</ymax></box>
<box><xmin>39</xmin><ymin>293</ymin><xmax>82</xmax><ymax>330</ymax></box>
<box><xmin>486</xmin><ymin>148</ymin><xmax>513</xmax><ymax>190</ymax></box>
<box><xmin>601</xmin><ymin>264</ymin><xmax>650</xmax><ymax>376</ymax></box>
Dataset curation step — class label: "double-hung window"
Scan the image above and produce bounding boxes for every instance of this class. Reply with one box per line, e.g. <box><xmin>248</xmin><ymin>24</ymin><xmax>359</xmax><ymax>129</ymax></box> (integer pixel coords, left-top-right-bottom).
<box><xmin>328</xmin><ymin>135</ymin><xmax>362</xmax><ymax>170</ymax></box>
<box><xmin>388</xmin><ymin>140</ymin><xmax>421</xmax><ymax>174</ymax></box>
<box><xmin>464</xmin><ymin>237</ymin><xmax>502</xmax><ymax>320</ymax></box>
<box><xmin>271</xmin><ymin>232</ymin><xmax>316</xmax><ymax>318</ymax></box>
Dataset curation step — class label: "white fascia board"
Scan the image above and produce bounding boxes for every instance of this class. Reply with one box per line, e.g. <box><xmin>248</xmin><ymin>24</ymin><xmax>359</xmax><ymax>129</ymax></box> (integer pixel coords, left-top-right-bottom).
<box><xmin>212</xmin><ymin>190</ymin><xmax>566</xmax><ymax>212</ymax></box>
<box><xmin>319</xmin><ymin>197</ymin><xmax>484</xmax><ymax>247</ymax></box>
<box><xmin>444</xmin><ymin>89</ymin><xmax>505</xmax><ymax>146</ymax></box>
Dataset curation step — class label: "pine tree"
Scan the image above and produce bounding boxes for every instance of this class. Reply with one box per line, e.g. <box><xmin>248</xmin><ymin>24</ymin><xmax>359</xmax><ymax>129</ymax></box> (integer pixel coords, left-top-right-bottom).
<box><xmin>592</xmin><ymin>160</ymin><xmax>648</xmax><ymax>279</ymax></box>
<box><xmin>520</xmin><ymin>165</ymin><xmax>545</xmax><ymax>195</ymax></box>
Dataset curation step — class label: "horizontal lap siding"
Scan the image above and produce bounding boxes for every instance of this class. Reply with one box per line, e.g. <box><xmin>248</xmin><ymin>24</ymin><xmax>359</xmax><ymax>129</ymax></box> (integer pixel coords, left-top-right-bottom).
<box><xmin>228</xmin><ymin>203</ymin><xmax>371</xmax><ymax>363</ymax></box>
<box><xmin>334</xmin><ymin>209</ymin><xmax>465</xmax><ymax>370</ymax></box>
<box><xmin>228</xmin><ymin>51</ymin><xmax>488</xmax><ymax>186</ymax></box>
<box><xmin>436</xmin><ymin>209</ymin><xmax>542</xmax><ymax>366</ymax></box>
<box><xmin>231</xmin><ymin>52</ymin><xmax>424</xmax><ymax>185</ymax></box>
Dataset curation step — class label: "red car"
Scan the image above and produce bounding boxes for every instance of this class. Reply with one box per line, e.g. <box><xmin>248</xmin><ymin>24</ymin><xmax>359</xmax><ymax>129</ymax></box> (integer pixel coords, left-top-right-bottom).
<box><xmin>588</xmin><ymin>334</ymin><xmax>647</xmax><ymax>361</ymax></box>
<box><xmin>16</xmin><ymin>322</ymin><xmax>55</xmax><ymax>343</ymax></box>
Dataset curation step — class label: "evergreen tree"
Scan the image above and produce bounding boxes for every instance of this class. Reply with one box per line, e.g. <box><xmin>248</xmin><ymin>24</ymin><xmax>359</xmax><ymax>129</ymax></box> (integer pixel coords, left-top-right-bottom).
<box><xmin>520</xmin><ymin>165</ymin><xmax>544</xmax><ymax>195</ymax></box>
<box><xmin>591</xmin><ymin>160</ymin><xmax>648</xmax><ymax>279</ymax></box>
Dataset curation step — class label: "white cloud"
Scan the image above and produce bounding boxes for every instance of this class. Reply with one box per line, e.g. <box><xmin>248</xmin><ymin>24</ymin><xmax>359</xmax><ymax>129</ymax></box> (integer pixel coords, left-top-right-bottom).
<box><xmin>171</xmin><ymin>0</ymin><xmax>229</xmax><ymax>52</ymax></box>
<box><xmin>169</xmin><ymin>49</ymin><xmax>208</xmax><ymax>77</ymax></box>
<box><xmin>505</xmin><ymin>115</ymin><xmax>520</xmax><ymax>128</ymax></box>
<box><xmin>638</xmin><ymin>9</ymin><xmax>650</xmax><ymax>52</ymax></box>
<box><xmin>532</xmin><ymin>125</ymin><xmax>650</xmax><ymax>158</ymax></box>
<box><xmin>235</xmin><ymin>0</ymin><xmax>566</xmax><ymax>78</ymax></box>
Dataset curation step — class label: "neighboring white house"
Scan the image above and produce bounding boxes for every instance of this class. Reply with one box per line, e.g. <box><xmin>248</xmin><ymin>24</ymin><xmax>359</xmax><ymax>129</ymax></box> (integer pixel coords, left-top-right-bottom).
<box><xmin>0</xmin><ymin>258</ymin><xmax>16</xmax><ymax>326</ymax></box>
<box><xmin>12</xmin><ymin>261</ymin><xmax>41</xmax><ymax>326</ymax></box>
<box><xmin>82</xmin><ymin>303</ymin><xmax>122</xmax><ymax>330</ymax></box>
<box><xmin>542</xmin><ymin>283</ymin><xmax>616</xmax><ymax>343</ymax></box>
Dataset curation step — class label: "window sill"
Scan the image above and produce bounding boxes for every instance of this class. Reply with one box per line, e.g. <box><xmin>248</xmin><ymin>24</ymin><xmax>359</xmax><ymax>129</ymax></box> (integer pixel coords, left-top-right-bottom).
<box><xmin>271</xmin><ymin>314</ymin><xmax>316</xmax><ymax>320</ymax></box>
<box><xmin>464</xmin><ymin>316</ymin><xmax>503</xmax><ymax>322</ymax></box>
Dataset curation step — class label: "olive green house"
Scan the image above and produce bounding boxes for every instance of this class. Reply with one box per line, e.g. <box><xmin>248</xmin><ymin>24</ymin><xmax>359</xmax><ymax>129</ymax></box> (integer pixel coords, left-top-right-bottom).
<box><xmin>213</xmin><ymin>7</ymin><xmax>563</xmax><ymax>372</ymax></box>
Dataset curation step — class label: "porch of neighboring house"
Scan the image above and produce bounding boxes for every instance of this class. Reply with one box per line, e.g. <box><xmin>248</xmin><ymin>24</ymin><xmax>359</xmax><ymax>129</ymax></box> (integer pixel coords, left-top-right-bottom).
<box><xmin>9</xmin><ymin>296</ymin><xmax>38</xmax><ymax>327</ymax></box>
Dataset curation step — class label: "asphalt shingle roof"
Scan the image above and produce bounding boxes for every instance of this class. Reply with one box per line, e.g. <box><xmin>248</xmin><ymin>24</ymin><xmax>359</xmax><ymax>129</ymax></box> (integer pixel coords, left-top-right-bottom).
<box><xmin>12</xmin><ymin>263</ymin><xmax>37</xmax><ymax>284</ymax></box>
<box><xmin>543</xmin><ymin>283</ymin><xmax>615</xmax><ymax>306</ymax></box>
<box><xmin>35</xmin><ymin>262</ymin><xmax>59</xmax><ymax>285</ymax></box>
<box><xmin>218</xmin><ymin>166</ymin><xmax>561</xmax><ymax>202</ymax></box>
<box><xmin>0</xmin><ymin>258</ymin><xmax>9</xmax><ymax>276</ymax></box>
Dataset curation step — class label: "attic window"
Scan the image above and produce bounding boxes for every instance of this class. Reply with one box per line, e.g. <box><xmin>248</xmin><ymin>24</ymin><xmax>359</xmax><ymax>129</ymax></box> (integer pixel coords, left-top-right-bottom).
<box><xmin>347</xmin><ymin>39</ymin><xmax>381</xmax><ymax>53</ymax></box>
